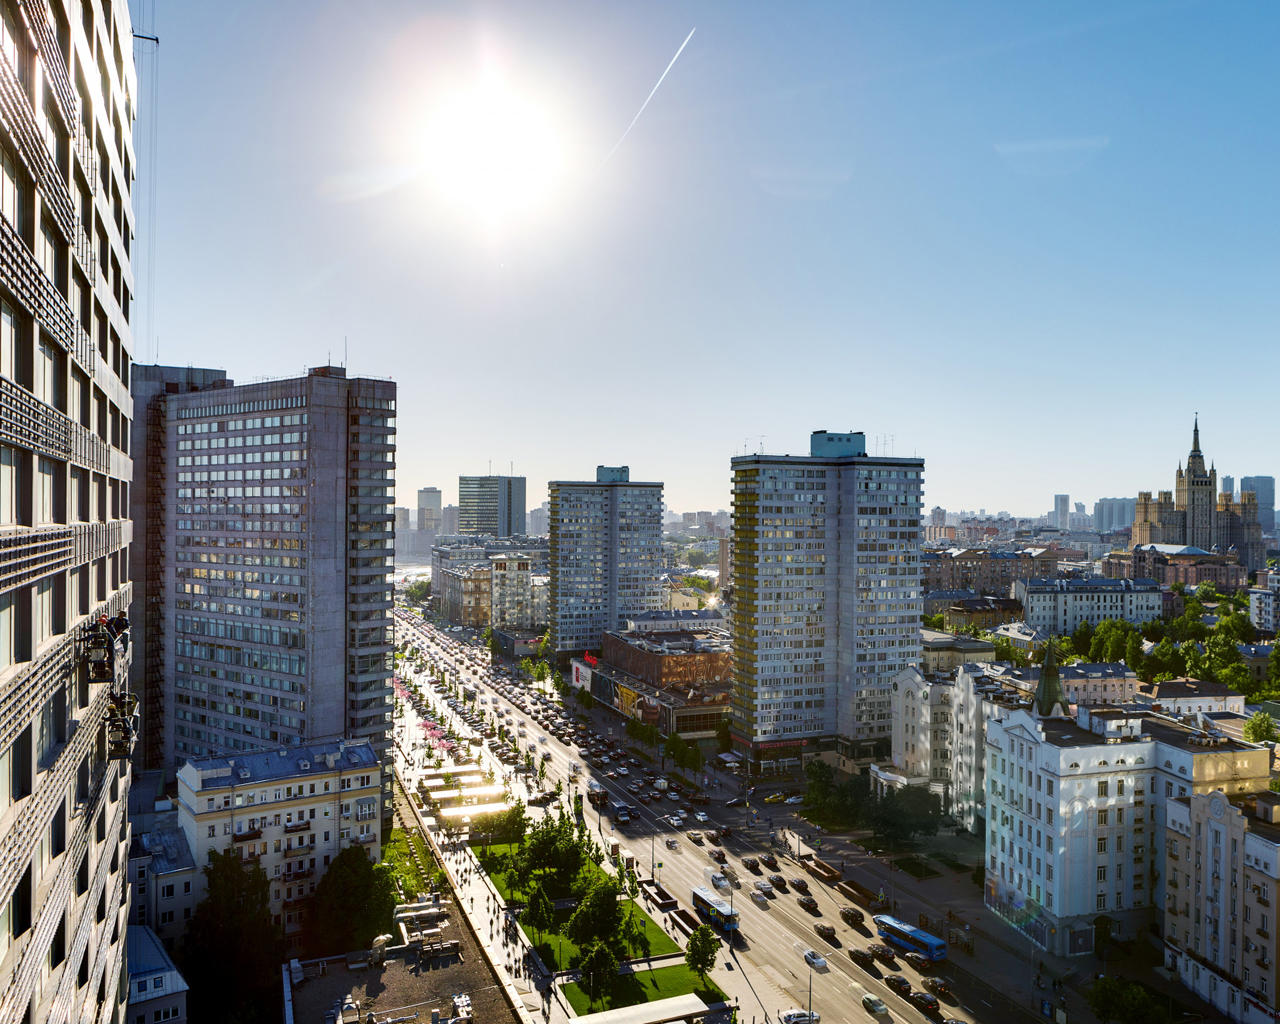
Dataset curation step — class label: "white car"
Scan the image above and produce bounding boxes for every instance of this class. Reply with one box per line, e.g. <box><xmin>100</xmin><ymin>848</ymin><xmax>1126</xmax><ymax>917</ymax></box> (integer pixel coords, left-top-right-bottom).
<box><xmin>785</xmin><ymin>795</ymin><xmax>805</xmax><ymax>805</ymax></box>
<box><xmin>781</xmin><ymin>1012</ymin><xmax>821</xmax><ymax>1024</ymax></box>
<box><xmin>802</xmin><ymin>949</ymin><xmax>826</xmax><ymax>969</ymax></box>
<box><xmin>693</xmin><ymin>811</ymin><xmax>709</xmax><ymax>823</ymax></box>
<box><xmin>754</xmin><ymin>880</ymin><xmax>773</xmax><ymax>896</ymax></box>
<box><xmin>616</xmin><ymin>766</ymin><xmax>629</xmax><ymax>776</ymax></box>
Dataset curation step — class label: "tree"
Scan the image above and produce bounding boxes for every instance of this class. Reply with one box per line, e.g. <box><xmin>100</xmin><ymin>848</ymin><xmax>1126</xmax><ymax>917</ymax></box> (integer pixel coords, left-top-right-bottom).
<box><xmin>715</xmin><ymin>718</ymin><xmax>733</xmax><ymax>753</ymax></box>
<box><xmin>805</xmin><ymin>758</ymin><xmax>834</xmax><ymax>807</ymax></box>
<box><xmin>1086</xmin><ymin>975</ymin><xmax>1168</xmax><ymax>1024</ymax></box>
<box><xmin>686</xmin><ymin>548</ymin><xmax>711</xmax><ymax>568</ymax></box>
<box><xmin>685</xmin><ymin>924</ymin><xmax>719</xmax><ymax>981</ymax></box>
<box><xmin>567</xmin><ymin>876</ymin><xmax>624</xmax><ymax>952</ymax></box>
<box><xmin>536</xmin><ymin>630</ymin><xmax>552</xmax><ymax>661</ymax></box>
<box><xmin>524</xmin><ymin>882</ymin><xmax>555</xmax><ymax>945</ymax></box>
<box><xmin>579</xmin><ymin>939</ymin><xmax>619</xmax><ymax>1009</ymax></box>
<box><xmin>180</xmin><ymin>850</ymin><xmax>285</xmax><ymax>1024</ymax></box>
<box><xmin>1245</xmin><ymin>712</ymin><xmax>1278</xmax><ymax>744</ymax></box>
<box><xmin>405</xmin><ymin>579</ymin><xmax>431</xmax><ymax>604</ymax></box>
<box><xmin>307</xmin><ymin>845</ymin><xmax>397</xmax><ymax>955</ymax></box>
<box><xmin>922</xmin><ymin>613</ymin><xmax>946</xmax><ymax>630</ymax></box>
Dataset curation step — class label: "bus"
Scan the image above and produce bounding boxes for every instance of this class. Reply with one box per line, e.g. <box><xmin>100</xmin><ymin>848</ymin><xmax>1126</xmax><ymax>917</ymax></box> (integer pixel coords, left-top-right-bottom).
<box><xmin>871</xmin><ymin>915</ymin><xmax>947</xmax><ymax>961</ymax></box>
<box><xmin>692</xmin><ymin>887</ymin><xmax>740</xmax><ymax>935</ymax></box>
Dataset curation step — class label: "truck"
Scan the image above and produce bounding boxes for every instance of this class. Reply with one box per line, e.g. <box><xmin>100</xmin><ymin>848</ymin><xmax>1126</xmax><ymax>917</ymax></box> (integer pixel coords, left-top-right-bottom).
<box><xmin>587</xmin><ymin>780</ymin><xmax>607</xmax><ymax>807</ymax></box>
<box><xmin>654</xmin><ymin>778</ymin><xmax>669</xmax><ymax>792</ymax></box>
<box><xmin>800</xmin><ymin>853</ymin><xmax>842</xmax><ymax>885</ymax></box>
<box><xmin>837</xmin><ymin>877</ymin><xmax>890</xmax><ymax>912</ymax></box>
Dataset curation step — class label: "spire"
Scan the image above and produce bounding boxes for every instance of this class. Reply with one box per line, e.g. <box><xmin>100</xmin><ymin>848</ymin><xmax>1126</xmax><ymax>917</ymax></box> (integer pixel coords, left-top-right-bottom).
<box><xmin>1192</xmin><ymin>415</ymin><xmax>1200</xmax><ymax>454</ymax></box>
<box><xmin>1034</xmin><ymin>640</ymin><xmax>1071</xmax><ymax>718</ymax></box>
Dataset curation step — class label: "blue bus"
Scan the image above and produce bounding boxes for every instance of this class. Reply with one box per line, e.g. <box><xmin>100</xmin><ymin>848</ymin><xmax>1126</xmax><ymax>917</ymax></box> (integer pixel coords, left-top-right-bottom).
<box><xmin>692</xmin><ymin>887</ymin><xmax>740</xmax><ymax>934</ymax></box>
<box><xmin>872</xmin><ymin>915</ymin><xmax>947</xmax><ymax>961</ymax></box>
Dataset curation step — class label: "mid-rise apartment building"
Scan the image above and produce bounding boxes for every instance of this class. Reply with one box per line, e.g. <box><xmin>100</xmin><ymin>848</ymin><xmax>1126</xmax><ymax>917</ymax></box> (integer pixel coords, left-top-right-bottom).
<box><xmin>458</xmin><ymin>474</ymin><xmax>525</xmax><ymax>537</ymax></box>
<box><xmin>437</xmin><ymin>563</ymin><xmax>490</xmax><ymax>628</ymax></box>
<box><xmin>176</xmin><ymin>740</ymin><xmax>381</xmax><ymax>940</ymax></box>
<box><xmin>920</xmin><ymin>547</ymin><xmax>1057</xmax><ymax>596</ymax></box>
<box><xmin>1250</xmin><ymin>571</ymin><xmax>1280</xmax><ymax>636</ymax></box>
<box><xmin>1165</xmin><ymin>791</ymin><xmax>1280</xmax><ymax>1023</ymax></box>
<box><xmin>0</xmin><ymin>1</ymin><xmax>140</xmax><ymax>1019</ymax></box>
<box><xmin>128</xmin><ymin>365</ymin><xmax>396</xmax><ymax>773</ymax></box>
<box><xmin>1014</xmin><ymin>576</ymin><xmax>1163</xmax><ymax>633</ymax></box>
<box><xmin>874</xmin><ymin>668</ymin><xmax>952</xmax><ymax>802</ymax></box>
<box><xmin>548</xmin><ymin>466</ymin><xmax>663</xmax><ymax>655</ymax></box>
<box><xmin>489</xmin><ymin>551</ymin><xmax>543</xmax><ymax>631</ymax></box>
<box><xmin>730</xmin><ymin>430</ymin><xmax>923</xmax><ymax>760</ymax></box>
<box><xmin>985</xmin><ymin>652</ymin><xmax>1270</xmax><ymax>957</ymax></box>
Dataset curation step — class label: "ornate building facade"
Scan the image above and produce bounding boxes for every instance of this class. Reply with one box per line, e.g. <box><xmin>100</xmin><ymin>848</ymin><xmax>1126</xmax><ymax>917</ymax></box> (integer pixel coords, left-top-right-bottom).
<box><xmin>1131</xmin><ymin>420</ymin><xmax>1265</xmax><ymax>572</ymax></box>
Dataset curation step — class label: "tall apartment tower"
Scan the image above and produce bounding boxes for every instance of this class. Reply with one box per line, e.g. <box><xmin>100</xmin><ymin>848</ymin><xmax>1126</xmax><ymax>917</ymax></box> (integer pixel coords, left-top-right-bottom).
<box><xmin>1242</xmin><ymin>475</ymin><xmax>1276</xmax><ymax>535</ymax></box>
<box><xmin>548</xmin><ymin>466</ymin><xmax>662</xmax><ymax>654</ymax></box>
<box><xmin>416</xmin><ymin>486</ymin><xmax>441</xmax><ymax>534</ymax></box>
<box><xmin>127</xmin><ymin>365</ymin><xmax>396</xmax><ymax>778</ymax></box>
<box><xmin>731</xmin><ymin>431</ymin><xmax>924</xmax><ymax>761</ymax></box>
<box><xmin>0</xmin><ymin>3</ymin><xmax>139</xmax><ymax>1021</ymax></box>
<box><xmin>1053</xmin><ymin>494</ymin><xmax>1069</xmax><ymax>530</ymax></box>
<box><xmin>1222</xmin><ymin>475</ymin><xmax>1235</xmax><ymax>500</ymax></box>
<box><xmin>458</xmin><ymin>475</ymin><xmax>525</xmax><ymax>537</ymax></box>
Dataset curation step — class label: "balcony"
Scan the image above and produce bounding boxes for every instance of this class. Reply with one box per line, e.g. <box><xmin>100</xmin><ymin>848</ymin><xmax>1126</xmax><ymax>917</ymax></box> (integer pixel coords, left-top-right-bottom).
<box><xmin>283</xmin><ymin>867</ymin><xmax>315</xmax><ymax>882</ymax></box>
<box><xmin>283</xmin><ymin>820</ymin><xmax>311</xmax><ymax>835</ymax></box>
<box><xmin>233</xmin><ymin>828</ymin><xmax>263</xmax><ymax>842</ymax></box>
<box><xmin>1258</xmin><ymin>928</ymin><xmax>1271</xmax><ymax>940</ymax></box>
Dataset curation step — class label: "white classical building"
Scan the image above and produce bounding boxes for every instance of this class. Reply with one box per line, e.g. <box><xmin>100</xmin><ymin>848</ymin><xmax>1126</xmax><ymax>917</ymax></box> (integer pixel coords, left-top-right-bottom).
<box><xmin>874</xmin><ymin>669</ymin><xmax>953</xmax><ymax>804</ymax></box>
<box><xmin>1014</xmin><ymin>576</ymin><xmax>1163</xmax><ymax>633</ymax></box>
<box><xmin>984</xmin><ymin>649</ymin><xmax>1271</xmax><ymax>957</ymax></box>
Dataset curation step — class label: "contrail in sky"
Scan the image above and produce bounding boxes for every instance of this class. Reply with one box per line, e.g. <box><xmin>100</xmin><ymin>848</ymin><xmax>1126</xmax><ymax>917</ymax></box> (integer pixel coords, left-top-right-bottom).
<box><xmin>602</xmin><ymin>27</ymin><xmax>696</xmax><ymax>166</ymax></box>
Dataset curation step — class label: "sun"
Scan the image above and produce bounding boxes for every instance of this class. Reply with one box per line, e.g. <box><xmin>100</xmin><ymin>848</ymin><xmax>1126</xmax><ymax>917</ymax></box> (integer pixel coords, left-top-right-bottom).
<box><xmin>419</xmin><ymin>68</ymin><xmax>570</xmax><ymax>232</ymax></box>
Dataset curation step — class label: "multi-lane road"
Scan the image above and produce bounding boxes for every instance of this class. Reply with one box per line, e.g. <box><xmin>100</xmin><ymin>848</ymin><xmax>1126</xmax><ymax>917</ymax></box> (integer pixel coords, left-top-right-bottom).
<box><xmin>392</xmin><ymin>610</ymin><xmax>976</xmax><ymax>1024</ymax></box>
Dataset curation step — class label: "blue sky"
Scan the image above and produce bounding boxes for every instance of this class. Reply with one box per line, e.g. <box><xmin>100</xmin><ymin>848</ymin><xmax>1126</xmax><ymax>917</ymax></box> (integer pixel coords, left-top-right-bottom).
<box><xmin>129</xmin><ymin>1</ymin><xmax>1279</xmax><ymax>516</ymax></box>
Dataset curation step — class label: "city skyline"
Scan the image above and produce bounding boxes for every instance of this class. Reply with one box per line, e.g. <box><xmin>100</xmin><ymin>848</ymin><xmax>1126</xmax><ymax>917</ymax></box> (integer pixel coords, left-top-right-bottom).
<box><xmin>134</xmin><ymin>2</ymin><xmax>1280</xmax><ymax>515</ymax></box>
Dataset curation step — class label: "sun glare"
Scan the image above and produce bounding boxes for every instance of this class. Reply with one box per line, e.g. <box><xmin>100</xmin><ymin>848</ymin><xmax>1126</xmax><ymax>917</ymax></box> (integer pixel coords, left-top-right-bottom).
<box><xmin>420</xmin><ymin>69</ymin><xmax>570</xmax><ymax>232</ymax></box>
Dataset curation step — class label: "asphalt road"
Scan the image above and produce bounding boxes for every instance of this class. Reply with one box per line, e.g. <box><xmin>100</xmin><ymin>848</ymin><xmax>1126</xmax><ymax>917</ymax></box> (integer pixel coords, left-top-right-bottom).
<box><xmin>392</xmin><ymin>611</ymin><xmax>977</xmax><ymax>1024</ymax></box>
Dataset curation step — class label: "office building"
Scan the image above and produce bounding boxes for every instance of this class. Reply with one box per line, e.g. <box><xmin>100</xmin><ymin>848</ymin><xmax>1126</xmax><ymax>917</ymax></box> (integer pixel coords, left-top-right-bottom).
<box><xmin>1165</xmin><ymin>791</ymin><xmax>1280</xmax><ymax>1023</ymax></box>
<box><xmin>458</xmin><ymin>475</ymin><xmax>525</xmax><ymax>537</ymax></box>
<box><xmin>0</xmin><ymin>1</ymin><xmax>139</xmax><ymax>1020</ymax></box>
<box><xmin>730</xmin><ymin>430</ymin><xmax>924</xmax><ymax>761</ymax></box>
<box><xmin>548</xmin><ymin>466</ymin><xmax>663</xmax><ymax>654</ymax></box>
<box><xmin>176</xmin><ymin>740</ymin><xmax>381</xmax><ymax>941</ymax></box>
<box><xmin>1242</xmin><ymin>476</ymin><xmax>1276</xmax><ymax>535</ymax></box>
<box><xmin>1222</xmin><ymin>475</ymin><xmax>1235</xmax><ymax>500</ymax></box>
<box><xmin>128</xmin><ymin>365</ymin><xmax>396</xmax><ymax>774</ymax></box>
<box><xmin>1093</xmin><ymin>497</ymin><xmax>1138</xmax><ymax>535</ymax></box>
<box><xmin>1014</xmin><ymin>576</ymin><xmax>1163</xmax><ymax>633</ymax></box>
<box><xmin>1132</xmin><ymin>420</ymin><xmax>1265</xmax><ymax>571</ymax></box>
<box><xmin>416</xmin><ymin>486</ymin><xmax>441</xmax><ymax>535</ymax></box>
<box><xmin>1054</xmin><ymin>494</ymin><xmax>1069</xmax><ymax>530</ymax></box>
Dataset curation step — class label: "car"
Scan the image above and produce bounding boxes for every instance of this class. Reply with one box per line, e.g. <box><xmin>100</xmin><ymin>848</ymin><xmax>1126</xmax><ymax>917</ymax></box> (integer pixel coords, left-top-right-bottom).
<box><xmin>616</xmin><ymin>767</ymin><xmax>629</xmax><ymax>777</ymax></box>
<box><xmin>798</xmin><ymin>895</ymin><xmax>819</xmax><ymax>913</ymax></box>
<box><xmin>909</xmin><ymin>992</ymin><xmax>941</xmax><ymax>1016</ymax></box>
<box><xmin>861</xmin><ymin>994</ymin><xmax>889</xmax><ymax>1016</ymax></box>
<box><xmin>802</xmin><ymin>949</ymin><xmax>827</xmax><ymax>969</ymax></box>
<box><xmin>785</xmin><ymin>795</ymin><xmax>805</xmax><ymax>805</ymax></box>
<box><xmin>768</xmin><ymin>874</ymin><xmax>788</xmax><ymax>891</ymax></box>
<box><xmin>706</xmin><ymin>830</ymin><xmax>722</xmax><ymax>846</ymax></box>
<box><xmin>870</xmin><ymin>944</ymin><xmax>897</xmax><ymax>964</ymax></box>
<box><xmin>693</xmin><ymin>811</ymin><xmax>709</xmax><ymax>823</ymax></box>
<box><xmin>667</xmin><ymin>792</ymin><xmax>682</xmax><ymax>803</ymax></box>
<box><xmin>764</xmin><ymin>792</ymin><xmax>785</xmax><ymax>804</ymax></box>
<box><xmin>754</xmin><ymin>880</ymin><xmax>774</xmax><ymax>896</ymax></box>
<box><xmin>884</xmin><ymin>974</ymin><xmax>911</xmax><ymax>996</ymax></box>
<box><xmin>710</xmin><ymin>872</ymin><xmax>729</xmax><ymax>889</ymax></box>
<box><xmin>922</xmin><ymin>978</ymin><xmax>951</xmax><ymax>999</ymax></box>
<box><xmin>779</xmin><ymin>1011</ymin><xmax>820</xmax><ymax>1024</ymax></box>
<box><xmin>688</xmin><ymin>830</ymin><xmax>704</xmax><ymax>844</ymax></box>
<box><xmin>742</xmin><ymin>856</ymin><xmax>760</xmax><ymax>872</ymax></box>
<box><xmin>840</xmin><ymin>906</ymin><xmax>865</xmax><ymax>927</ymax></box>
<box><xmin>760</xmin><ymin>853</ymin><xmax>779</xmax><ymax>870</ymax></box>
<box><xmin>725</xmin><ymin>796</ymin><xmax>746</xmax><ymax>807</ymax></box>
<box><xmin>847</xmin><ymin>947</ymin><xmax>875</xmax><ymax>969</ymax></box>
<box><xmin>751</xmin><ymin>889</ymin><xmax>769</xmax><ymax>907</ymax></box>
<box><xmin>709</xmin><ymin>848</ymin><xmax>727</xmax><ymax>864</ymax></box>
<box><xmin>814</xmin><ymin>923</ymin><xmax>836</xmax><ymax>942</ymax></box>
<box><xmin>790</xmin><ymin>877</ymin><xmax>810</xmax><ymax>893</ymax></box>
<box><xmin>904</xmin><ymin>951</ymin><xmax>933</xmax><ymax>972</ymax></box>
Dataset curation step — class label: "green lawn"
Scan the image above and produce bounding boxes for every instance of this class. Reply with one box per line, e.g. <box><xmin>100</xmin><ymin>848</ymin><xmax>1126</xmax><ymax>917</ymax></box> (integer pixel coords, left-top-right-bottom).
<box><xmin>383</xmin><ymin>828</ymin><xmax>431</xmax><ymax>898</ymax></box>
<box><xmin>562</xmin><ymin>963</ymin><xmax>726</xmax><ymax>1015</ymax></box>
<box><xmin>524</xmin><ymin>900</ymin><xmax>679</xmax><ymax>972</ymax></box>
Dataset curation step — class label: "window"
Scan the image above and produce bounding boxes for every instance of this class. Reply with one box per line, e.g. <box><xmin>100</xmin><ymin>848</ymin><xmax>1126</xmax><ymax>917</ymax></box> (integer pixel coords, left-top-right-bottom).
<box><xmin>1097</xmin><ymin>866</ymin><xmax>1107</xmax><ymax>882</ymax></box>
<box><xmin>1097</xmin><ymin>893</ymin><xmax>1107</xmax><ymax>910</ymax></box>
<box><xmin>206</xmin><ymin>826</ymin><xmax>215</xmax><ymax>838</ymax></box>
<box><xmin>1097</xmin><ymin>781</ymin><xmax>1109</xmax><ymax>798</ymax></box>
<box><xmin>1098</xmin><ymin>809</ymin><xmax>1109</xmax><ymax>826</ymax></box>
<box><xmin>1097</xmin><ymin>837</ymin><xmax>1108</xmax><ymax>854</ymax></box>
<box><xmin>161</xmin><ymin>884</ymin><xmax>173</xmax><ymax>900</ymax></box>
<box><xmin>0</xmin><ymin>300</ymin><xmax>15</xmax><ymax>382</ymax></box>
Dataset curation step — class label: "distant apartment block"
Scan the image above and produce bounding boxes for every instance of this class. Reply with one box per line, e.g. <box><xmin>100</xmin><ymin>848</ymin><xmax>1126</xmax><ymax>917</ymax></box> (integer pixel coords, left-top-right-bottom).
<box><xmin>458</xmin><ymin>475</ymin><xmax>525</xmax><ymax>537</ymax></box>
<box><xmin>730</xmin><ymin>430</ymin><xmax>923</xmax><ymax>759</ymax></box>
<box><xmin>1104</xmin><ymin>543</ymin><xmax>1248</xmax><ymax>591</ymax></box>
<box><xmin>176</xmin><ymin>740</ymin><xmax>381</xmax><ymax>940</ymax></box>
<box><xmin>489</xmin><ymin>552</ymin><xmax>545</xmax><ymax>631</ymax></box>
<box><xmin>1093</xmin><ymin>497</ymin><xmax>1138</xmax><ymax>535</ymax></box>
<box><xmin>1241</xmin><ymin>475</ymin><xmax>1276</xmax><ymax>535</ymax></box>
<box><xmin>941</xmin><ymin>596</ymin><xmax>1023</xmax><ymax>632</ymax></box>
<box><xmin>548</xmin><ymin>466</ymin><xmax>663</xmax><ymax>654</ymax></box>
<box><xmin>920</xmin><ymin>628</ymin><xmax>995</xmax><ymax>675</ymax></box>
<box><xmin>1250</xmin><ymin>571</ymin><xmax>1280</xmax><ymax>636</ymax></box>
<box><xmin>128</xmin><ymin>365</ymin><xmax>396</xmax><ymax>771</ymax></box>
<box><xmin>921</xmin><ymin>548</ymin><xmax>1058</xmax><ymax>596</ymax></box>
<box><xmin>438</xmin><ymin>564</ymin><xmax>491</xmax><ymax>628</ymax></box>
<box><xmin>1014</xmin><ymin>576</ymin><xmax>1162</xmax><ymax>633</ymax></box>
<box><xmin>416</xmin><ymin>486</ymin><xmax>442</xmax><ymax>534</ymax></box>
<box><xmin>126</xmin><ymin>926</ymin><xmax>189</xmax><ymax>1024</ymax></box>
<box><xmin>1054</xmin><ymin>494</ymin><xmax>1069</xmax><ymax>530</ymax></box>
